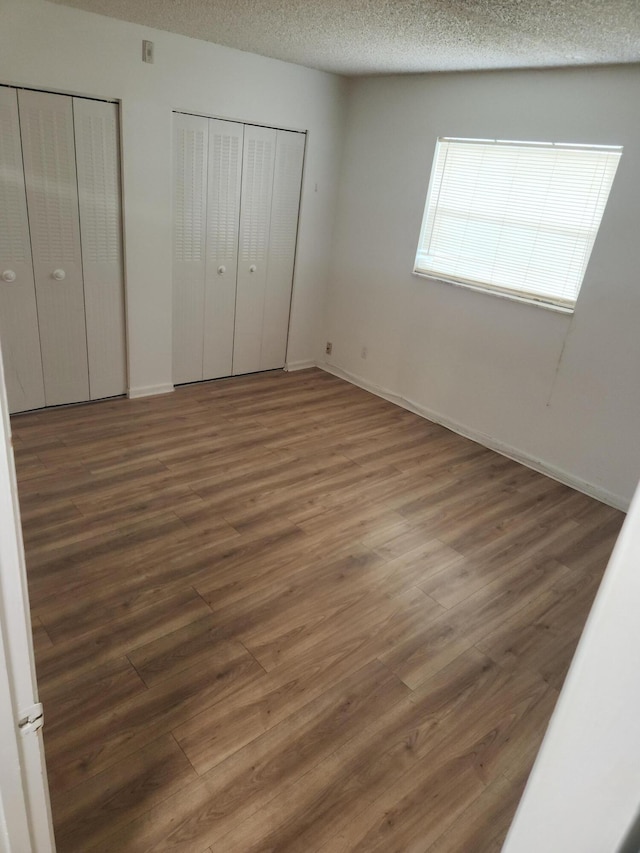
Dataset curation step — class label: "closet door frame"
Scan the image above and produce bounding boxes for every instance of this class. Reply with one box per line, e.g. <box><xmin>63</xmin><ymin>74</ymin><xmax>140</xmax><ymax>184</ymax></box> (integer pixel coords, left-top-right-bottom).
<box><xmin>172</xmin><ymin>108</ymin><xmax>307</xmax><ymax>381</ymax></box>
<box><xmin>0</xmin><ymin>82</ymin><xmax>129</xmax><ymax>411</ymax></box>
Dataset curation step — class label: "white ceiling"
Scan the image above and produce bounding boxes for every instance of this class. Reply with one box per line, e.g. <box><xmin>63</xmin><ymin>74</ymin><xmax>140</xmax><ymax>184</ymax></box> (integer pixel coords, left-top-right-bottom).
<box><xmin>48</xmin><ymin>0</ymin><xmax>640</xmax><ymax>76</ymax></box>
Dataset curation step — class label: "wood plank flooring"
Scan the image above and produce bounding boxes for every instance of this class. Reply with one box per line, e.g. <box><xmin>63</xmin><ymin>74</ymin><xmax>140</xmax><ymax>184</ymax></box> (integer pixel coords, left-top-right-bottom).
<box><xmin>12</xmin><ymin>367</ymin><xmax>624</xmax><ymax>852</ymax></box>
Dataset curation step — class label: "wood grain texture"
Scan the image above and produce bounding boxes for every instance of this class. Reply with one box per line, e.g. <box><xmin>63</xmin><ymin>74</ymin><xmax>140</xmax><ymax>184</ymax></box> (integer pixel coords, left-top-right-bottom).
<box><xmin>12</xmin><ymin>367</ymin><xmax>624</xmax><ymax>852</ymax></box>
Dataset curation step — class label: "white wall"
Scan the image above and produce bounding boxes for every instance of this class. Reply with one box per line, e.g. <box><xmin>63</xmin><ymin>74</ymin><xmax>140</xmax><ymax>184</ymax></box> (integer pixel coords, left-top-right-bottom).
<box><xmin>0</xmin><ymin>0</ymin><xmax>347</xmax><ymax>395</ymax></box>
<box><xmin>503</xmin><ymin>477</ymin><xmax>640</xmax><ymax>853</ymax></box>
<box><xmin>325</xmin><ymin>66</ymin><xmax>640</xmax><ymax>508</ymax></box>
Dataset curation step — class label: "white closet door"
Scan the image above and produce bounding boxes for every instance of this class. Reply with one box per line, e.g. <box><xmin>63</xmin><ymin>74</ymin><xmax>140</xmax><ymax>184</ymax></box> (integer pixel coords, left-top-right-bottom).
<box><xmin>261</xmin><ymin>130</ymin><xmax>305</xmax><ymax>370</ymax></box>
<box><xmin>203</xmin><ymin>119</ymin><xmax>243</xmax><ymax>380</ymax></box>
<box><xmin>73</xmin><ymin>98</ymin><xmax>127</xmax><ymax>400</ymax></box>
<box><xmin>0</xmin><ymin>87</ymin><xmax>45</xmax><ymax>414</ymax></box>
<box><xmin>18</xmin><ymin>89</ymin><xmax>89</xmax><ymax>407</ymax></box>
<box><xmin>172</xmin><ymin>113</ymin><xmax>209</xmax><ymax>385</ymax></box>
<box><xmin>233</xmin><ymin>125</ymin><xmax>276</xmax><ymax>376</ymax></box>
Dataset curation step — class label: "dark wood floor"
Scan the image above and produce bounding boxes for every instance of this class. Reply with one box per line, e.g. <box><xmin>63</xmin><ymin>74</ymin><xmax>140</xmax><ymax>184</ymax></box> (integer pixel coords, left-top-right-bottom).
<box><xmin>12</xmin><ymin>368</ymin><xmax>624</xmax><ymax>852</ymax></box>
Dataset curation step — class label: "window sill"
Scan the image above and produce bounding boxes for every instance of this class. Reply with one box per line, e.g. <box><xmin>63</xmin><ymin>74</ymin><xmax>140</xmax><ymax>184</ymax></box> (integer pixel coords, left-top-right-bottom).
<box><xmin>412</xmin><ymin>270</ymin><xmax>575</xmax><ymax>315</ymax></box>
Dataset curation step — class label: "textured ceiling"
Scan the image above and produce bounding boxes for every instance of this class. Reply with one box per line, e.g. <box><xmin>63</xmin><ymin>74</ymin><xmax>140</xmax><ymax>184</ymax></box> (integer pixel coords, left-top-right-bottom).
<box><xmin>48</xmin><ymin>0</ymin><xmax>640</xmax><ymax>75</ymax></box>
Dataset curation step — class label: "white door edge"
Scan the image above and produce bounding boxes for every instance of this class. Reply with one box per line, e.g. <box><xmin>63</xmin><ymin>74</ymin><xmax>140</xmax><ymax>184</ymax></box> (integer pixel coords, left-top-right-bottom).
<box><xmin>0</xmin><ymin>341</ymin><xmax>55</xmax><ymax>852</ymax></box>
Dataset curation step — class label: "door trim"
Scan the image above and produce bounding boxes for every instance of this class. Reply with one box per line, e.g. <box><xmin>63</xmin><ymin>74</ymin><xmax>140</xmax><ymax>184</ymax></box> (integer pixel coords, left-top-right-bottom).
<box><xmin>0</xmin><ymin>343</ymin><xmax>55</xmax><ymax>851</ymax></box>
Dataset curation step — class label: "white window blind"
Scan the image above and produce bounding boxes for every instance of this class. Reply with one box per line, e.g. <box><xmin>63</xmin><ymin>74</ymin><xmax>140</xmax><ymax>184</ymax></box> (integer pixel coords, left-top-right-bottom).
<box><xmin>414</xmin><ymin>138</ymin><xmax>622</xmax><ymax>311</ymax></box>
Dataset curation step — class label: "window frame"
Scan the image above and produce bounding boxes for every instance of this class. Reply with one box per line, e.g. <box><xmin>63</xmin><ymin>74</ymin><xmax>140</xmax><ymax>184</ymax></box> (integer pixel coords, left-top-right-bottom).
<box><xmin>413</xmin><ymin>137</ymin><xmax>622</xmax><ymax>314</ymax></box>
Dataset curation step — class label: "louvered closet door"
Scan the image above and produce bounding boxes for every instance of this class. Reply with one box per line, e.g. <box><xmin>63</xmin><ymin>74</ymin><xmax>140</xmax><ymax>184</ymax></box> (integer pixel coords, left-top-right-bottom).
<box><xmin>233</xmin><ymin>125</ymin><xmax>277</xmax><ymax>376</ymax></box>
<box><xmin>203</xmin><ymin>119</ymin><xmax>243</xmax><ymax>380</ymax></box>
<box><xmin>18</xmin><ymin>89</ymin><xmax>89</xmax><ymax>406</ymax></box>
<box><xmin>173</xmin><ymin>113</ymin><xmax>209</xmax><ymax>384</ymax></box>
<box><xmin>0</xmin><ymin>87</ymin><xmax>45</xmax><ymax>413</ymax></box>
<box><xmin>73</xmin><ymin>98</ymin><xmax>127</xmax><ymax>400</ymax></box>
<box><xmin>260</xmin><ymin>130</ymin><xmax>305</xmax><ymax>370</ymax></box>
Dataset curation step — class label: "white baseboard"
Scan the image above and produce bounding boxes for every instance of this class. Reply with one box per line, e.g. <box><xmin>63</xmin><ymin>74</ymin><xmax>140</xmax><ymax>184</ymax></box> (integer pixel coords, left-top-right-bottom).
<box><xmin>284</xmin><ymin>360</ymin><xmax>317</xmax><ymax>372</ymax></box>
<box><xmin>128</xmin><ymin>383</ymin><xmax>175</xmax><ymax>400</ymax></box>
<box><xmin>319</xmin><ymin>361</ymin><xmax>629</xmax><ymax>512</ymax></box>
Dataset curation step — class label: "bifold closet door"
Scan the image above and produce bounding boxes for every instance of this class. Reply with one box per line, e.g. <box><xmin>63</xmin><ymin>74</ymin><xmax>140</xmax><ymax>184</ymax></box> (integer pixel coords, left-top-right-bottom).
<box><xmin>0</xmin><ymin>87</ymin><xmax>45</xmax><ymax>413</ymax></box>
<box><xmin>173</xmin><ymin>113</ymin><xmax>209</xmax><ymax>384</ymax></box>
<box><xmin>73</xmin><ymin>97</ymin><xmax>127</xmax><ymax>400</ymax></box>
<box><xmin>172</xmin><ymin>116</ymin><xmax>305</xmax><ymax>382</ymax></box>
<box><xmin>233</xmin><ymin>127</ymin><xmax>304</xmax><ymax>375</ymax></box>
<box><xmin>233</xmin><ymin>125</ymin><xmax>277</xmax><ymax>376</ymax></box>
<box><xmin>18</xmin><ymin>89</ymin><xmax>90</xmax><ymax>406</ymax></box>
<box><xmin>203</xmin><ymin>119</ymin><xmax>243</xmax><ymax>380</ymax></box>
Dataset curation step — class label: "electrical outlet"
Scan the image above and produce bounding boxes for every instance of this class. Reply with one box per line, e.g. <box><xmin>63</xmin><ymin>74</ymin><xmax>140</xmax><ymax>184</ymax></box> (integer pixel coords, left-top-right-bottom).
<box><xmin>325</xmin><ymin>341</ymin><xmax>333</xmax><ymax>355</ymax></box>
<box><xmin>361</xmin><ymin>346</ymin><xmax>368</xmax><ymax>359</ymax></box>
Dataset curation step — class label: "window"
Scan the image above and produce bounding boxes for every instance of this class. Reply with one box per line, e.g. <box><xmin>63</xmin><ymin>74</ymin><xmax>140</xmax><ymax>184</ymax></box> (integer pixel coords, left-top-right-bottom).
<box><xmin>414</xmin><ymin>138</ymin><xmax>622</xmax><ymax>312</ymax></box>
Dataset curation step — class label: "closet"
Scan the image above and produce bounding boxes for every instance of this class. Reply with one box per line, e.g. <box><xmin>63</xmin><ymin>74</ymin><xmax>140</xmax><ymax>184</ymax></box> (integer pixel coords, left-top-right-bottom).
<box><xmin>172</xmin><ymin>112</ymin><xmax>305</xmax><ymax>384</ymax></box>
<box><xmin>0</xmin><ymin>86</ymin><xmax>127</xmax><ymax>415</ymax></box>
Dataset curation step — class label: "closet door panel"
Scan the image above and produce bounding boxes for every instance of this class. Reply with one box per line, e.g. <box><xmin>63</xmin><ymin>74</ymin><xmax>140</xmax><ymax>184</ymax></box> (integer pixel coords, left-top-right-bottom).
<box><xmin>261</xmin><ymin>130</ymin><xmax>305</xmax><ymax>371</ymax></box>
<box><xmin>233</xmin><ymin>125</ymin><xmax>276</xmax><ymax>376</ymax></box>
<box><xmin>203</xmin><ymin>119</ymin><xmax>243</xmax><ymax>380</ymax></box>
<box><xmin>73</xmin><ymin>98</ymin><xmax>127</xmax><ymax>400</ymax></box>
<box><xmin>173</xmin><ymin>113</ymin><xmax>208</xmax><ymax>384</ymax></box>
<box><xmin>0</xmin><ymin>87</ymin><xmax>45</xmax><ymax>413</ymax></box>
<box><xmin>18</xmin><ymin>89</ymin><xmax>89</xmax><ymax>406</ymax></box>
